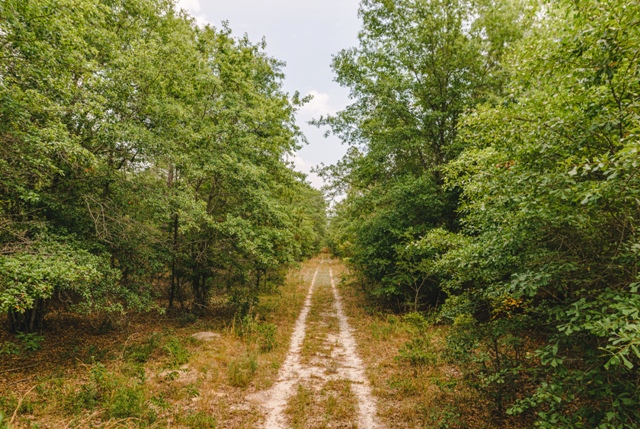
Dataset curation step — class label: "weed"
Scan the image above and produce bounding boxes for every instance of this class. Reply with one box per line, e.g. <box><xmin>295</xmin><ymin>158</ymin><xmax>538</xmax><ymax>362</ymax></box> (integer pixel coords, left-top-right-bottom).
<box><xmin>0</xmin><ymin>333</ymin><xmax>44</xmax><ymax>356</ymax></box>
<box><xmin>397</xmin><ymin>335</ymin><xmax>438</xmax><ymax>366</ymax></box>
<box><xmin>403</xmin><ymin>312</ymin><xmax>429</xmax><ymax>332</ymax></box>
<box><xmin>178</xmin><ymin>312</ymin><xmax>198</xmax><ymax>326</ymax></box>
<box><xmin>163</xmin><ymin>337</ymin><xmax>190</xmax><ymax>368</ymax></box>
<box><xmin>0</xmin><ymin>341</ymin><xmax>20</xmax><ymax>356</ymax></box>
<box><xmin>68</xmin><ymin>362</ymin><xmax>105</xmax><ymax>413</ymax></box>
<box><xmin>67</xmin><ymin>361</ymin><xmax>155</xmax><ymax>423</ymax></box>
<box><xmin>388</xmin><ymin>377</ymin><xmax>420</xmax><ymax>395</ymax></box>
<box><xmin>149</xmin><ymin>395</ymin><xmax>169</xmax><ymax>410</ymax></box>
<box><xmin>235</xmin><ymin>315</ymin><xmax>278</xmax><ymax>352</ymax></box>
<box><xmin>185</xmin><ymin>384</ymin><xmax>200</xmax><ymax>398</ymax></box>
<box><xmin>84</xmin><ymin>344</ymin><xmax>109</xmax><ymax>362</ymax></box>
<box><xmin>180</xmin><ymin>411</ymin><xmax>216</xmax><ymax>429</ymax></box>
<box><xmin>227</xmin><ymin>353</ymin><xmax>258</xmax><ymax>387</ymax></box>
<box><xmin>255</xmin><ymin>322</ymin><xmax>277</xmax><ymax>352</ymax></box>
<box><xmin>0</xmin><ymin>410</ymin><xmax>8</xmax><ymax>429</ymax></box>
<box><xmin>72</xmin><ymin>381</ymin><xmax>100</xmax><ymax>412</ymax></box>
<box><xmin>104</xmin><ymin>385</ymin><xmax>145</xmax><ymax>419</ymax></box>
<box><xmin>122</xmin><ymin>362</ymin><xmax>147</xmax><ymax>383</ymax></box>
<box><xmin>164</xmin><ymin>371</ymin><xmax>180</xmax><ymax>381</ymax></box>
<box><xmin>16</xmin><ymin>332</ymin><xmax>44</xmax><ymax>352</ymax></box>
<box><xmin>322</xmin><ymin>380</ymin><xmax>358</xmax><ymax>423</ymax></box>
<box><xmin>18</xmin><ymin>399</ymin><xmax>34</xmax><ymax>415</ymax></box>
<box><xmin>126</xmin><ymin>333</ymin><xmax>161</xmax><ymax>363</ymax></box>
<box><xmin>286</xmin><ymin>384</ymin><xmax>313</xmax><ymax>428</ymax></box>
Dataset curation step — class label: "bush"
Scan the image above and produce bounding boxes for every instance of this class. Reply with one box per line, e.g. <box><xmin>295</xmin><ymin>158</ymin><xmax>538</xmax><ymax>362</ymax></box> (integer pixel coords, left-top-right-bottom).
<box><xmin>0</xmin><ymin>411</ymin><xmax>8</xmax><ymax>429</ymax></box>
<box><xmin>0</xmin><ymin>341</ymin><xmax>20</xmax><ymax>356</ymax></box>
<box><xmin>104</xmin><ymin>385</ymin><xmax>146</xmax><ymax>419</ymax></box>
<box><xmin>16</xmin><ymin>332</ymin><xmax>44</xmax><ymax>352</ymax></box>
<box><xmin>235</xmin><ymin>315</ymin><xmax>278</xmax><ymax>352</ymax></box>
<box><xmin>126</xmin><ymin>333</ymin><xmax>162</xmax><ymax>363</ymax></box>
<box><xmin>163</xmin><ymin>337</ymin><xmax>190</xmax><ymax>368</ymax></box>
<box><xmin>397</xmin><ymin>336</ymin><xmax>437</xmax><ymax>366</ymax></box>
<box><xmin>69</xmin><ymin>361</ymin><xmax>155</xmax><ymax>423</ymax></box>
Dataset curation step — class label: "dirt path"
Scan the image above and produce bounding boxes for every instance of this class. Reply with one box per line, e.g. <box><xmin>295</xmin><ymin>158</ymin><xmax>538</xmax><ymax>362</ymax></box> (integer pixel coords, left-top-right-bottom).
<box><xmin>251</xmin><ymin>260</ymin><xmax>383</xmax><ymax>429</ymax></box>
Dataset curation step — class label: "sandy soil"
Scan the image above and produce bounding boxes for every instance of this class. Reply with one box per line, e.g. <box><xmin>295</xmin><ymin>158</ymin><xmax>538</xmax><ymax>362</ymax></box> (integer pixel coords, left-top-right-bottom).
<box><xmin>250</xmin><ymin>260</ymin><xmax>383</xmax><ymax>429</ymax></box>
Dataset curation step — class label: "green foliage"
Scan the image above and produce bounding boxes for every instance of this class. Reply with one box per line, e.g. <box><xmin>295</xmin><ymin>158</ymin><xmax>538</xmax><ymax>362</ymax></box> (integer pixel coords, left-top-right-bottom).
<box><xmin>322</xmin><ymin>0</ymin><xmax>530</xmax><ymax>310</ymax></box>
<box><xmin>104</xmin><ymin>385</ymin><xmax>147</xmax><ymax>420</ymax></box>
<box><xmin>227</xmin><ymin>353</ymin><xmax>258</xmax><ymax>387</ymax></box>
<box><xmin>435</xmin><ymin>0</ymin><xmax>640</xmax><ymax>424</ymax></box>
<box><xmin>180</xmin><ymin>411</ymin><xmax>217</xmax><ymax>429</ymax></box>
<box><xmin>0</xmin><ymin>410</ymin><xmax>8</xmax><ymax>429</ymax></box>
<box><xmin>125</xmin><ymin>333</ymin><xmax>162</xmax><ymax>364</ymax></box>
<box><xmin>0</xmin><ymin>0</ymin><xmax>327</xmax><ymax>332</ymax></box>
<box><xmin>162</xmin><ymin>337</ymin><xmax>190</xmax><ymax>369</ymax></box>
<box><xmin>0</xmin><ymin>333</ymin><xmax>44</xmax><ymax>355</ymax></box>
<box><xmin>69</xmin><ymin>361</ymin><xmax>155</xmax><ymax>423</ymax></box>
<box><xmin>235</xmin><ymin>314</ymin><xmax>278</xmax><ymax>352</ymax></box>
<box><xmin>0</xmin><ymin>341</ymin><xmax>21</xmax><ymax>356</ymax></box>
<box><xmin>327</xmin><ymin>0</ymin><xmax>640</xmax><ymax>425</ymax></box>
<box><xmin>15</xmin><ymin>332</ymin><xmax>44</xmax><ymax>352</ymax></box>
<box><xmin>398</xmin><ymin>336</ymin><xmax>438</xmax><ymax>366</ymax></box>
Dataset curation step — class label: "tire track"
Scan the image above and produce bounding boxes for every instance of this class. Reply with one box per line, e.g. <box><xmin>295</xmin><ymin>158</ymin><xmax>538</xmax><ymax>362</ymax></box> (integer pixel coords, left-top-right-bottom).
<box><xmin>256</xmin><ymin>261</ymin><xmax>383</xmax><ymax>429</ymax></box>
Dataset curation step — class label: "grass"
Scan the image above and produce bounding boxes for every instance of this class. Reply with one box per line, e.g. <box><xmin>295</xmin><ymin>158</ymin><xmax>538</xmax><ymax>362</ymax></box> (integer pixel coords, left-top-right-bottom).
<box><xmin>300</xmin><ymin>270</ymin><xmax>337</xmax><ymax>364</ymax></box>
<box><xmin>283</xmin><ymin>259</ymin><xmax>360</xmax><ymax>429</ymax></box>
<box><xmin>0</xmin><ymin>258</ymin><xmax>321</xmax><ymax>429</ymax></box>
<box><xmin>285</xmin><ymin>379</ymin><xmax>358</xmax><ymax>429</ymax></box>
<box><xmin>334</xmin><ymin>262</ymin><xmax>524</xmax><ymax>429</ymax></box>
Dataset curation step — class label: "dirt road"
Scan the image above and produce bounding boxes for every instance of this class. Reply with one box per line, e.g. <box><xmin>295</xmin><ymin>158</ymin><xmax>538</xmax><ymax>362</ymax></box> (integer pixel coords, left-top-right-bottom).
<box><xmin>251</xmin><ymin>259</ymin><xmax>383</xmax><ymax>428</ymax></box>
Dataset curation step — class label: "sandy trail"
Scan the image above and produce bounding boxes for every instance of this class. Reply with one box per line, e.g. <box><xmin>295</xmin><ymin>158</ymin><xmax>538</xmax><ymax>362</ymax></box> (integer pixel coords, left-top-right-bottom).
<box><xmin>256</xmin><ymin>260</ymin><xmax>383</xmax><ymax>429</ymax></box>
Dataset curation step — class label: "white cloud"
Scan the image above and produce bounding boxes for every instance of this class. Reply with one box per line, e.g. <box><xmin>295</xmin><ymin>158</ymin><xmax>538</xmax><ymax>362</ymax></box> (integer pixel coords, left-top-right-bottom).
<box><xmin>287</xmin><ymin>154</ymin><xmax>324</xmax><ymax>189</ymax></box>
<box><xmin>177</xmin><ymin>0</ymin><xmax>201</xmax><ymax>12</ymax></box>
<box><xmin>298</xmin><ymin>90</ymin><xmax>339</xmax><ymax>121</ymax></box>
<box><xmin>176</xmin><ymin>0</ymin><xmax>209</xmax><ymax>26</ymax></box>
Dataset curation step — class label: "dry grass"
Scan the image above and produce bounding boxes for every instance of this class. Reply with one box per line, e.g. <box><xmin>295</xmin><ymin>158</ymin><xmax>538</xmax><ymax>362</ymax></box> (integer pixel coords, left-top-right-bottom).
<box><xmin>300</xmin><ymin>269</ymin><xmax>337</xmax><ymax>364</ymax></box>
<box><xmin>285</xmin><ymin>379</ymin><xmax>358</xmax><ymax>429</ymax></box>
<box><xmin>0</xmin><ymin>258</ymin><xmax>325</xmax><ymax>429</ymax></box>
<box><xmin>279</xmin><ymin>259</ymin><xmax>360</xmax><ymax>429</ymax></box>
<box><xmin>334</xmin><ymin>262</ymin><xmax>521</xmax><ymax>429</ymax></box>
<box><xmin>1</xmin><ymin>257</ymin><xmax>519</xmax><ymax>429</ymax></box>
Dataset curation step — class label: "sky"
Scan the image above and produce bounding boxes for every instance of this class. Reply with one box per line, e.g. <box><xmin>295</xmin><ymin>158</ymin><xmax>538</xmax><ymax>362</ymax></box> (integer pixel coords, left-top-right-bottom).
<box><xmin>176</xmin><ymin>0</ymin><xmax>362</xmax><ymax>188</ymax></box>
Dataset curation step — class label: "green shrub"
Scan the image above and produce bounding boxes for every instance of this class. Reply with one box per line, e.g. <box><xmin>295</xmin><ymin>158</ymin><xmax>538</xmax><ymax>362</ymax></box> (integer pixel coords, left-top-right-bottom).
<box><xmin>126</xmin><ymin>333</ymin><xmax>161</xmax><ymax>363</ymax></box>
<box><xmin>16</xmin><ymin>332</ymin><xmax>44</xmax><ymax>352</ymax></box>
<box><xmin>104</xmin><ymin>385</ymin><xmax>145</xmax><ymax>419</ymax></box>
<box><xmin>0</xmin><ymin>410</ymin><xmax>9</xmax><ymax>429</ymax></box>
<box><xmin>163</xmin><ymin>337</ymin><xmax>190</xmax><ymax>368</ymax></box>
<box><xmin>397</xmin><ymin>335</ymin><xmax>437</xmax><ymax>366</ymax></box>
<box><xmin>178</xmin><ymin>312</ymin><xmax>198</xmax><ymax>327</ymax></box>
<box><xmin>235</xmin><ymin>315</ymin><xmax>277</xmax><ymax>352</ymax></box>
<box><xmin>255</xmin><ymin>322</ymin><xmax>277</xmax><ymax>352</ymax></box>
<box><xmin>0</xmin><ymin>341</ymin><xmax>20</xmax><ymax>356</ymax></box>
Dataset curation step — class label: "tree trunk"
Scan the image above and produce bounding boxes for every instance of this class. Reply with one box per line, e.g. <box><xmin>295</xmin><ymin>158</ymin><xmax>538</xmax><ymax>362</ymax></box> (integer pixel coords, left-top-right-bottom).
<box><xmin>169</xmin><ymin>213</ymin><xmax>179</xmax><ymax>309</ymax></box>
<box><xmin>7</xmin><ymin>298</ymin><xmax>46</xmax><ymax>333</ymax></box>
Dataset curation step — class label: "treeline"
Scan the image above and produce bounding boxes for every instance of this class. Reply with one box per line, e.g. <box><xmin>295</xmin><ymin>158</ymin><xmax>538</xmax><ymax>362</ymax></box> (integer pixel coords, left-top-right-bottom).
<box><xmin>324</xmin><ymin>0</ymin><xmax>640</xmax><ymax>426</ymax></box>
<box><xmin>0</xmin><ymin>0</ymin><xmax>326</xmax><ymax>333</ymax></box>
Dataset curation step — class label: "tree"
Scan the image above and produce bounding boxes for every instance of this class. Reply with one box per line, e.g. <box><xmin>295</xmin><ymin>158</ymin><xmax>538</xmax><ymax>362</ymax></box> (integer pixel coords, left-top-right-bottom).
<box><xmin>438</xmin><ymin>0</ymin><xmax>640</xmax><ymax>424</ymax></box>
<box><xmin>322</xmin><ymin>0</ymin><xmax>528</xmax><ymax>309</ymax></box>
<box><xmin>0</xmin><ymin>0</ymin><xmax>326</xmax><ymax>331</ymax></box>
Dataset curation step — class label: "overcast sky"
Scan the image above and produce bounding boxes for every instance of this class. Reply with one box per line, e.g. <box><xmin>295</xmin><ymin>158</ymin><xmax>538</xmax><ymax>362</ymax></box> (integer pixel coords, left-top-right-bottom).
<box><xmin>176</xmin><ymin>0</ymin><xmax>361</xmax><ymax>188</ymax></box>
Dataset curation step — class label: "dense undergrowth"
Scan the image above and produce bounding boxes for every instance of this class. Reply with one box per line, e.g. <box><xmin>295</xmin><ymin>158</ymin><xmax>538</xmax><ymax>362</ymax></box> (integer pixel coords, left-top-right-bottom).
<box><xmin>0</xmin><ymin>260</ymin><xmax>318</xmax><ymax>428</ymax></box>
<box><xmin>0</xmin><ymin>0</ymin><xmax>326</xmax><ymax>333</ymax></box>
<box><xmin>326</xmin><ymin>0</ymin><xmax>640</xmax><ymax>427</ymax></box>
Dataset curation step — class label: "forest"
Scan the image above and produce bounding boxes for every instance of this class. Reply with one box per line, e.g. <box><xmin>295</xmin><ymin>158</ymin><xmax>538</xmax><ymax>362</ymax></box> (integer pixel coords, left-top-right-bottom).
<box><xmin>324</xmin><ymin>0</ymin><xmax>640</xmax><ymax>426</ymax></box>
<box><xmin>1</xmin><ymin>0</ymin><xmax>640</xmax><ymax>428</ymax></box>
<box><xmin>0</xmin><ymin>0</ymin><xmax>326</xmax><ymax>331</ymax></box>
